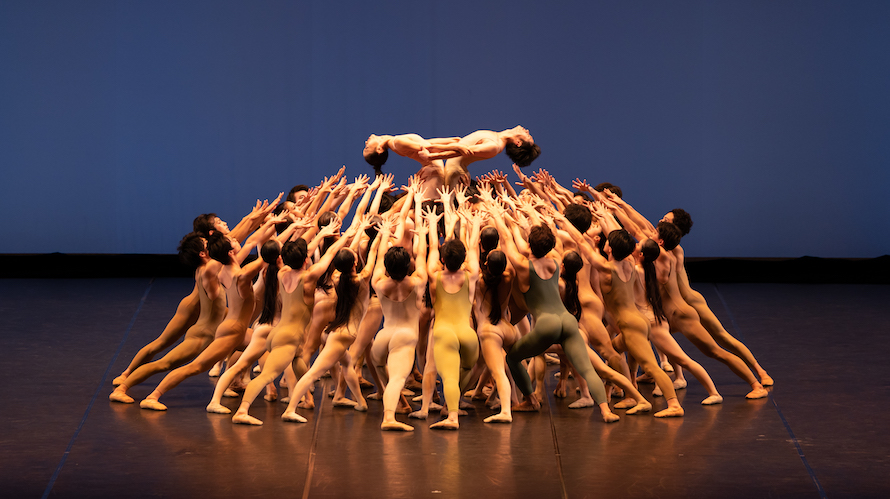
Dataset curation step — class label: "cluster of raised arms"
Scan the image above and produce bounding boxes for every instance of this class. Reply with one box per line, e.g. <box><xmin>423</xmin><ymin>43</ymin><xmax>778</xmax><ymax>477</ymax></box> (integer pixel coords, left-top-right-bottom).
<box><xmin>110</xmin><ymin>135</ymin><xmax>772</xmax><ymax>432</ymax></box>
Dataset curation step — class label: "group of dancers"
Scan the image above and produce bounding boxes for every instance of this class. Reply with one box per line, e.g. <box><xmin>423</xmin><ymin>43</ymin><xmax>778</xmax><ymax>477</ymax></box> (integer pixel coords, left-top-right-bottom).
<box><xmin>109</xmin><ymin>126</ymin><xmax>773</xmax><ymax>431</ymax></box>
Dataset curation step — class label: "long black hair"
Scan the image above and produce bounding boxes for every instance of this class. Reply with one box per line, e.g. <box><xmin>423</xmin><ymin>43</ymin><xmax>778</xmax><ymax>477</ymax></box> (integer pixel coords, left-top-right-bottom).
<box><xmin>640</xmin><ymin>239</ymin><xmax>667</xmax><ymax>324</ymax></box>
<box><xmin>481</xmin><ymin>250</ymin><xmax>507</xmax><ymax>325</ymax></box>
<box><xmin>561</xmin><ymin>251</ymin><xmax>583</xmax><ymax>321</ymax></box>
<box><xmin>328</xmin><ymin>249</ymin><xmax>360</xmax><ymax>331</ymax></box>
<box><xmin>316</xmin><ymin>211</ymin><xmax>339</xmax><ymax>292</ymax></box>
<box><xmin>258</xmin><ymin>240</ymin><xmax>282</xmax><ymax>325</ymax></box>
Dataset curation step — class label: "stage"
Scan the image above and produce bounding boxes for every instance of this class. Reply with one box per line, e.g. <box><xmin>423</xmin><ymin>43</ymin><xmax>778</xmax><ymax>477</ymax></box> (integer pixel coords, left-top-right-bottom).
<box><xmin>2</xmin><ymin>278</ymin><xmax>887</xmax><ymax>498</ymax></box>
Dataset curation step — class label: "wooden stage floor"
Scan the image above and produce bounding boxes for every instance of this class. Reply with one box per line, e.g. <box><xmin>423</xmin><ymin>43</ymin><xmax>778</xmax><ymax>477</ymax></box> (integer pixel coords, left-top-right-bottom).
<box><xmin>2</xmin><ymin>278</ymin><xmax>888</xmax><ymax>498</ymax></box>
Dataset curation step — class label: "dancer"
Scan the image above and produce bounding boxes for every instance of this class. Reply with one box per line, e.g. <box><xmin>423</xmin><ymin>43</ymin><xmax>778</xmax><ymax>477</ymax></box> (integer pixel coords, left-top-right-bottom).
<box><xmin>485</xmin><ymin>196</ymin><xmax>620</xmax><ymax>423</ymax></box>
<box><xmin>368</xmin><ymin>215</ymin><xmax>429</xmax><ymax>431</ymax></box>
<box><xmin>443</xmin><ymin>126</ymin><xmax>540</xmax><ymax>188</ymax></box>
<box><xmin>231</xmin><ymin>221</ymin><xmax>357</xmax><ymax>425</ymax></box>
<box><xmin>110</xmin><ymin>233</ymin><xmax>227</xmax><ymax>403</ymax></box>
<box><xmin>280</xmin><ymin>216</ymin><xmax>381</xmax><ymax>423</ymax></box>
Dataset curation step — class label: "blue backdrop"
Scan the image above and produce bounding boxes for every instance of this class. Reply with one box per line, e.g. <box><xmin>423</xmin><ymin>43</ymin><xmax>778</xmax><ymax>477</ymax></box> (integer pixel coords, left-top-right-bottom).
<box><xmin>2</xmin><ymin>1</ymin><xmax>888</xmax><ymax>258</ymax></box>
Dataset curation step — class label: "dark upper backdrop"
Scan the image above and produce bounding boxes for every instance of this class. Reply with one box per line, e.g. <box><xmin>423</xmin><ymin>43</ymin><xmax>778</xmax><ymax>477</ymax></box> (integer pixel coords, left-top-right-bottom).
<box><xmin>2</xmin><ymin>1</ymin><xmax>888</xmax><ymax>258</ymax></box>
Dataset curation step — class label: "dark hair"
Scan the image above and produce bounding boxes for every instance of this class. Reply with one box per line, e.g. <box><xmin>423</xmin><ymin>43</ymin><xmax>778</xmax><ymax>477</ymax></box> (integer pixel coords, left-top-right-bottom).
<box><xmin>364</xmin><ymin>149</ymin><xmax>388</xmax><ymax>176</ymax></box>
<box><xmin>287</xmin><ymin>184</ymin><xmax>309</xmax><ymax>203</ymax></box>
<box><xmin>479</xmin><ymin>226</ymin><xmax>500</xmax><ymax>264</ymax></box>
<box><xmin>564</xmin><ymin>203</ymin><xmax>592</xmax><ymax>233</ymax></box>
<box><xmin>573</xmin><ymin>191</ymin><xmax>593</xmax><ymax>203</ymax></box>
<box><xmin>482</xmin><ymin>250</ymin><xmax>507</xmax><ymax>325</ymax></box>
<box><xmin>316</xmin><ymin>211</ymin><xmax>339</xmax><ymax>290</ymax></box>
<box><xmin>177</xmin><ymin>232</ymin><xmax>206</xmax><ymax>269</ymax></box>
<box><xmin>505</xmin><ymin>140</ymin><xmax>541</xmax><ymax>168</ymax></box>
<box><xmin>281</xmin><ymin>239</ymin><xmax>308</xmax><ymax>268</ymax></box>
<box><xmin>594</xmin><ymin>182</ymin><xmax>623</xmax><ymax>199</ymax></box>
<box><xmin>641</xmin><ymin>239</ymin><xmax>666</xmax><ymax>324</ymax></box>
<box><xmin>607</xmin><ymin>230</ymin><xmax>635</xmax><ymax>261</ymax></box>
<box><xmin>384</xmin><ymin>246</ymin><xmax>411</xmax><ymax>281</ymax></box>
<box><xmin>441</xmin><ymin>239</ymin><xmax>467</xmax><ymax>271</ymax></box>
<box><xmin>329</xmin><ymin>249</ymin><xmax>360</xmax><ymax>331</ymax></box>
<box><xmin>595</xmin><ymin>230</ymin><xmax>607</xmax><ymax>258</ymax></box>
<box><xmin>379</xmin><ymin>192</ymin><xmax>395</xmax><ymax>214</ymax></box>
<box><xmin>561</xmin><ymin>251</ymin><xmax>583</xmax><ymax>321</ymax></box>
<box><xmin>192</xmin><ymin>213</ymin><xmax>217</xmax><ymax>238</ymax></box>
<box><xmin>272</xmin><ymin>203</ymin><xmax>291</xmax><ymax>234</ymax></box>
<box><xmin>669</xmin><ymin>209</ymin><xmax>693</xmax><ymax>236</ymax></box>
<box><xmin>258</xmin><ymin>240</ymin><xmax>282</xmax><ymax>325</ymax></box>
<box><xmin>207</xmin><ymin>232</ymin><xmax>233</xmax><ymax>263</ymax></box>
<box><xmin>528</xmin><ymin>224</ymin><xmax>555</xmax><ymax>258</ymax></box>
<box><xmin>656</xmin><ymin>221</ymin><xmax>682</xmax><ymax>251</ymax></box>
<box><xmin>421</xmin><ymin>200</ymin><xmax>445</xmax><ymax>239</ymax></box>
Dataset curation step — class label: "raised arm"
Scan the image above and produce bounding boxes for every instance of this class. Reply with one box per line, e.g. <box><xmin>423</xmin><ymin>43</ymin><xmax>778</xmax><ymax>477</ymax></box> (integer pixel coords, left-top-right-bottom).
<box><xmin>424</xmin><ymin>206</ymin><xmax>444</xmax><ymax>277</ymax></box>
<box><xmin>551</xmin><ymin>209</ymin><xmax>611</xmax><ymax>272</ymax></box>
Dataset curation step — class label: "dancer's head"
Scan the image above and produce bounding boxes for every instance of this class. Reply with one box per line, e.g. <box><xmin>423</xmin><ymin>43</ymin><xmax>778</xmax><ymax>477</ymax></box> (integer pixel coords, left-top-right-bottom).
<box><xmin>441</xmin><ymin>239</ymin><xmax>467</xmax><ymax>271</ymax></box>
<box><xmin>177</xmin><ymin>232</ymin><xmax>207</xmax><ymax>269</ymax></box>
<box><xmin>193</xmin><ymin>213</ymin><xmax>222</xmax><ymax>238</ymax></box>
<box><xmin>384</xmin><ymin>246</ymin><xmax>411</xmax><ymax>281</ymax></box>
<box><xmin>363</xmin><ymin>134</ymin><xmax>389</xmax><ymax>175</ymax></box>
<box><xmin>505</xmin><ymin>126</ymin><xmax>541</xmax><ymax>168</ymax></box>
<box><xmin>333</xmin><ymin>248</ymin><xmax>357</xmax><ymax>275</ymax></box>
<box><xmin>594</xmin><ymin>182</ymin><xmax>623</xmax><ymax>198</ymax></box>
<box><xmin>528</xmin><ymin>224</ymin><xmax>556</xmax><ymax>258</ymax></box>
<box><xmin>606</xmin><ymin>229</ymin><xmax>635</xmax><ymax>261</ymax></box>
<box><xmin>561</xmin><ymin>251</ymin><xmax>584</xmax><ymax>320</ymax></box>
<box><xmin>259</xmin><ymin>240</ymin><xmax>282</xmax><ymax>325</ymax></box>
<box><xmin>662</xmin><ymin>209</ymin><xmax>693</xmax><ymax>236</ymax></box>
<box><xmin>281</xmin><ymin>239</ymin><xmax>309</xmax><ymax>269</ymax></box>
<box><xmin>656</xmin><ymin>221</ymin><xmax>682</xmax><ymax>250</ymax></box>
<box><xmin>481</xmin><ymin>250</ymin><xmax>508</xmax><ymax>325</ymax></box>
<box><xmin>207</xmin><ymin>232</ymin><xmax>234</xmax><ymax>264</ymax></box>
<box><xmin>563</xmin><ymin>203</ymin><xmax>592</xmax><ymax>233</ymax></box>
<box><xmin>287</xmin><ymin>184</ymin><xmax>310</xmax><ymax>204</ymax></box>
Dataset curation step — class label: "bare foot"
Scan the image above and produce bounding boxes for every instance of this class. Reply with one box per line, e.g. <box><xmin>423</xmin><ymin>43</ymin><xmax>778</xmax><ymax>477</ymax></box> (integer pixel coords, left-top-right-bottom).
<box><xmin>381</xmin><ymin>420</ymin><xmax>414</xmax><ymax>431</ymax></box>
<box><xmin>112</xmin><ymin>374</ymin><xmax>127</xmax><ymax>386</ymax></box>
<box><xmin>408</xmin><ymin>410</ymin><xmax>427</xmax><ymax>420</ymax></box>
<box><xmin>761</xmin><ymin>375</ymin><xmax>774</xmax><ymax>387</ymax></box>
<box><xmin>430</xmin><ymin>418</ymin><xmax>459</xmax><ymax>430</ymax></box>
<box><xmin>701</xmin><ymin>395</ymin><xmax>724</xmax><ymax>405</ymax></box>
<box><xmin>109</xmin><ymin>389</ymin><xmax>134</xmax><ymax>404</ymax></box>
<box><xmin>626</xmin><ymin>401</ymin><xmax>652</xmax><ymax>415</ymax></box>
<box><xmin>233</xmin><ymin>413</ymin><xmax>263</xmax><ymax>425</ymax></box>
<box><xmin>140</xmin><ymin>399</ymin><xmax>167</xmax><ymax>411</ymax></box>
<box><xmin>673</xmin><ymin>378</ymin><xmax>687</xmax><ymax>390</ymax></box>
<box><xmin>281</xmin><ymin>411</ymin><xmax>308</xmax><ymax>423</ymax></box>
<box><xmin>746</xmin><ymin>387</ymin><xmax>768</xmax><ymax>399</ymax></box>
<box><xmin>206</xmin><ymin>402</ymin><xmax>231</xmax><ymax>414</ymax></box>
<box><xmin>484</xmin><ymin>413</ymin><xmax>512</xmax><ymax>424</ymax></box>
<box><xmin>654</xmin><ymin>406</ymin><xmax>684</xmax><ymax>418</ymax></box>
<box><xmin>223</xmin><ymin>389</ymin><xmax>238</xmax><ymax>398</ymax></box>
<box><xmin>568</xmin><ymin>397</ymin><xmax>594</xmax><ymax>409</ymax></box>
<box><xmin>333</xmin><ymin>398</ymin><xmax>358</xmax><ymax>408</ymax></box>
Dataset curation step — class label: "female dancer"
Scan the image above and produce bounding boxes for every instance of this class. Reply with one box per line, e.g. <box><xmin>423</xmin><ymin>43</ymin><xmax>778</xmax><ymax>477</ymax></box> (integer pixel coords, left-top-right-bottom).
<box><xmin>368</xmin><ymin>216</ymin><xmax>428</xmax><ymax>431</ymax></box>
<box><xmin>231</xmin><ymin>222</ymin><xmax>358</xmax><ymax>425</ymax></box>
<box><xmin>280</xmin><ymin>216</ymin><xmax>380</xmax><ymax>423</ymax></box>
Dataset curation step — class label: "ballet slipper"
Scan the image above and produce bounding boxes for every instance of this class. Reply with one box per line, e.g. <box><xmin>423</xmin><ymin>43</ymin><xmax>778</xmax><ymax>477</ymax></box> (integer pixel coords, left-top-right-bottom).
<box><xmin>252</xmin><ymin>364</ymin><xmax>261</xmax><ymax>374</ymax></box>
<box><xmin>613</xmin><ymin>397</ymin><xmax>637</xmax><ymax>409</ymax></box>
<box><xmin>401</xmin><ymin>388</ymin><xmax>415</xmax><ymax>396</ymax></box>
<box><xmin>112</xmin><ymin>374</ymin><xmax>127</xmax><ymax>386</ymax></box>
<box><xmin>459</xmin><ymin>399</ymin><xmax>474</xmax><ymax>410</ymax></box>
<box><xmin>636</xmin><ymin>372</ymin><xmax>654</xmax><ymax>383</ymax></box>
<box><xmin>367</xmin><ymin>392</ymin><xmax>382</xmax><ymax>400</ymax></box>
<box><xmin>332</xmin><ymin>398</ymin><xmax>358</xmax><ymax>408</ymax></box>
<box><xmin>359</xmin><ymin>377</ymin><xmax>375</xmax><ymax>388</ymax></box>
<box><xmin>568</xmin><ymin>397</ymin><xmax>595</xmax><ymax>409</ymax></box>
<box><xmin>281</xmin><ymin>411</ymin><xmax>308</xmax><ymax>423</ymax></box>
<box><xmin>354</xmin><ymin>403</ymin><xmax>368</xmax><ymax>412</ymax></box>
<box><xmin>483</xmin><ymin>413</ymin><xmax>512</xmax><ymax>424</ymax></box>
<box><xmin>553</xmin><ymin>380</ymin><xmax>568</xmax><ymax>398</ymax></box>
<box><xmin>408</xmin><ymin>410</ymin><xmax>428</xmax><ymax>420</ymax></box>
<box><xmin>208</xmin><ymin>363</ymin><xmax>221</xmax><ymax>377</ymax></box>
<box><xmin>654</xmin><ymin>406</ymin><xmax>684</xmax><ymax>418</ymax></box>
<box><xmin>381</xmin><ymin>420</ymin><xmax>414</xmax><ymax>431</ymax></box>
<box><xmin>610</xmin><ymin>387</ymin><xmax>625</xmax><ymax>399</ymax></box>
<box><xmin>297</xmin><ymin>399</ymin><xmax>315</xmax><ymax>410</ymax></box>
<box><xmin>206</xmin><ymin>403</ymin><xmax>232</xmax><ymax>414</ymax></box>
<box><xmin>625</xmin><ymin>401</ymin><xmax>652</xmax><ymax>415</ymax></box>
<box><xmin>109</xmin><ymin>390</ymin><xmax>134</xmax><ymax>404</ymax></box>
<box><xmin>701</xmin><ymin>395</ymin><xmax>723</xmax><ymax>405</ymax></box>
<box><xmin>395</xmin><ymin>404</ymin><xmax>413</xmax><ymax>414</ymax></box>
<box><xmin>661</xmin><ymin>361</ymin><xmax>674</xmax><ymax>373</ymax></box>
<box><xmin>280</xmin><ymin>396</ymin><xmax>290</xmax><ymax>404</ymax></box>
<box><xmin>601</xmin><ymin>410</ymin><xmax>620</xmax><ymax>423</ymax></box>
<box><xmin>746</xmin><ymin>387</ymin><xmax>768</xmax><ymax>399</ymax></box>
<box><xmin>652</xmin><ymin>385</ymin><xmax>663</xmax><ymax>397</ymax></box>
<box><xmin>264</xmin><ymin>385</ymin><xmax>278</xmax><ymax>402</ymax></box>
<box><xmin>760</xmin><ymin>375</ymin><xmax>774</xmax><ymax>387</ymax></box>
<box><xmin>223</xmin><ymin>389</ymin><xmax>239</xmax><ymax>398</ymax></box>
<box><xmin>139</xmin><ymin>399</ymin><xmax>167</xmax><ymax>411</ymax></box>
<box><xmin>544</xmin><ymin>353</ymin><xmax>560</xmax><ymax>365</ymax></box>
<box><xmin>672</xmin><ymin>378</ymin><xmax>687</xmax><ymax>390</ymax></box>
<box><xmin>429</xmin><ymin>401</ymin><xmax>443</xmax><ymax>411</ymax></box>
<box><xmin>405</xmin><ymin>378</ymin><xmax>422</xmax><ymax>390</ymax></box>
<box><xmin>430</xmin><ymin>418</ymin><xmax>459</xmax><ymax>430</ymax></box>
<box><xmin>512</xmin><ymin>399</ymin><xmax>540</xmax><ymax>412</ymax></box>
<box><xmin>232</xmin><ymin>413</ymin><xmax>263</xmax><ymax>425</ymax></box>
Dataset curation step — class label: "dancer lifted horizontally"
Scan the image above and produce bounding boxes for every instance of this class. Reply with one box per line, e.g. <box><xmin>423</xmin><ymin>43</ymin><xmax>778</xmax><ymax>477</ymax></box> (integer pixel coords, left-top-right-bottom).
<box><xmin>443</xmin><ymin>126</ymin><xmax>540</xmax><ymax>188</ymax></box>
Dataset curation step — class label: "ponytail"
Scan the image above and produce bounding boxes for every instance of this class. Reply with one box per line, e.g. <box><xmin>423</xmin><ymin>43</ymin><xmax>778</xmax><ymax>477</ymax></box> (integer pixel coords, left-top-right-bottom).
<box><xmin>641</xmin><ymin>239</ymin><xmax>666</xmax><ymax>324</ymax></box>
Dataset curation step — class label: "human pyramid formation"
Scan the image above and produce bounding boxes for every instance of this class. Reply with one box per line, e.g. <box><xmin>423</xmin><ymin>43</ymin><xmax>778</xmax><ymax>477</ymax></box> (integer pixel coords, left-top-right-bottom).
<box><xmin>109</xmin><ymin>126</ymin><xmax>772</xmax><ymax>431</ymax></box>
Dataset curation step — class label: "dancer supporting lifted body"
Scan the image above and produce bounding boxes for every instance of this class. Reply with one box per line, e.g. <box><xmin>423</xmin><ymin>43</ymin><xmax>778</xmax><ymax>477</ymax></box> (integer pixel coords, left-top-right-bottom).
<box><xmin>443</xmin><ymin>126</ymin><xmax>540</xmax><ymax>188</ymax></box>
<box><xmin>487</xmin><ymin>199</ymin><xmax>619</xmax><ymax>423</ymax></box>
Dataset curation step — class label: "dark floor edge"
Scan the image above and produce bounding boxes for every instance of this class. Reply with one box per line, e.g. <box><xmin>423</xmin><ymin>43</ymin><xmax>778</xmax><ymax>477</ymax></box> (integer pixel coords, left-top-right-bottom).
<box><xmin>2</xmin><ymin>253</ymin><xmax>889</xmax><ymax>283</ymax></box>
<box><xmin>41</xmin><ymin>280</ymin><xmax>154</xmax><ymax>499</ymax></box>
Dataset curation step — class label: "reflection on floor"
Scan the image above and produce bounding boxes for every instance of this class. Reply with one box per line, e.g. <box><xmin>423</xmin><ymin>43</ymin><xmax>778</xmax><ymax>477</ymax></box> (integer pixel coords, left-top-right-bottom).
<box><xmin>1</xmin><ymin>279</ymin><xmax>888</xmax><ymax>498</ymax></box>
